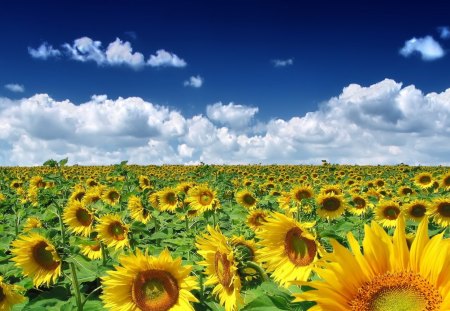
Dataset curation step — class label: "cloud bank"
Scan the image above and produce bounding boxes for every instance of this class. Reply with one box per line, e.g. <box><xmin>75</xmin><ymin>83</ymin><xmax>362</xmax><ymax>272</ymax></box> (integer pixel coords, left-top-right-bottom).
<box><xmin>0</xmin><ymin>79</ymin><xmax>449</xmax><ymax>166</ymax></box>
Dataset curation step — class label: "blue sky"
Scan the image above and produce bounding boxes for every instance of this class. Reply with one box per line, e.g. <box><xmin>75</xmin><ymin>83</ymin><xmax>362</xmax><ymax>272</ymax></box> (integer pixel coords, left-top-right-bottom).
<box><xmin>0</xmin><ymin>0</ymin><xmax>449</xmax><ymax>165</ymax></box>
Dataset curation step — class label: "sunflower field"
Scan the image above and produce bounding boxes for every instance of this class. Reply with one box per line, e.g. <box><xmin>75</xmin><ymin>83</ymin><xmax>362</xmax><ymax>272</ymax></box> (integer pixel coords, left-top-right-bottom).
<box><xmin>0</xmin><ymin>160</ymin><xmax>450</xmax><ymax>310</ymax></box>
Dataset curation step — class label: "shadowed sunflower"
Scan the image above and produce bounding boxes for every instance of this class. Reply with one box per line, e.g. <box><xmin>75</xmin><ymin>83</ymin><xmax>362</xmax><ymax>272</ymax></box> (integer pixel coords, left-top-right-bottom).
<box><xmin>230</xmin><ymin>236</ymin><xmax>260</xmax><ymax>282</ymax></box>
<box><xmin>138</xmin><ymin>175</ymin><xmax>152</xmax><ymax>190</ymax></box>
<box><xmin>69</xmin><ymin>185</ymin><xmax>86</xmax><ymax>203</ymax></box>
<box><xmin>11</xmin><ymin>233</ymin><xmax>61</xmax><ymax>287</ymax></box>
<box><xmin>128</xmin><ymin>195</ymin><xmax>151</xmax><ymax>224</ymax></box>
<box><xmin>290</xmin><ymin>185</ymin><xmax>314</xmax><ymax>204</ymax></box>
<box><xmin>63</xmin><ymin>200</ymin><xmax>94</xmax><ymax>237</ymax></box>
<box><xmin>80</xmin><ymin>240</ymin><xmax>103</xmax><ymax>260</ymax></box>
<box><xmin>440</xmin><ymin>172</ymin><xmax>450</xmax><ymax>190</ymax></box>
<box><xmin>246</xmin><ymin>209</ymin><xmax>268</xmax><ymax>231</ymax></box>
<box><xmin>102</xmin><ymin>188</ymin><xmax>121</xmax><ymax>206</ymax></box>
<box><xmin>375</xmin><ymin>200</ymin><xmax>402</xmax><ymax>228</ymax></box>
<box><xmin>235</xmin><ymin>189</ymin><xmax>257</xmax><ymax>210</ymax></box>
<box><xmin>196</xmin><ymin>226</ymin><xmax>243</xmax><ymax>311</ymax></box>
<box><xmin>319</xmin><ymin>185</ymin><xmax>342</xmax><ymax>196</ymax></box>
<box><xmin>82</xmin><ymin>186</ymin><xmax>104</xmax><ymax>207</ymax></box>
<box><xmin>414</xmin><ymin>172</ymin><xmax>435</xmax><ymax>189</ymax></box>
<box><xmin>101</xmin><ymin>249</ymin><xmax>198</xmax><ymax>311</ymax></box>
<box><xmin>430</xmin><ymin>198</ymin><xmax>450</xmax><ymax>228</ymax></box>
<box><xmin>186</xmin><ymin>185</ymin><xmax>219</xmax><ymax>213</ymax></box>
<box><xmin>293</xmin><ymin>216</ymin><xmax>450</xmax><ymax>311</ymax></box>
<box><xmin>256</xmin><ymin>212</ymin><xmax>320</xmax><ymax>287</ymax></box>
<box><xmin>158</xmin><ymin>188</ymin><xmax>180</xmax><ymax>212</ymax></box>
<box><xmin>0</xmin><ymin>276</ymin><xmax>25</xmax><ymax>311</ymax></box>
<box><xmin>22</xmin><ymin>217</ymin><xmax>42</xmax><ymax>232</ymax></box>
<box><xmin>348</xmin><ymin>195</ymin><xmax>370</xmax><ymax>216</ymax></box>
<box><xmin>96</xmin><ymin>214</ymin><xmax>129</xmax><ymax>250</ymax></box>
<box><xmin>316</xmin><ymin>193</ymin><xmax>346</xmax><ymax>220</ymax></box>
<box><xmin>398</xmin><ymin>185</ymin><xmax>414</xmax><ymax>197</ymax></box>
<box><xmin>404</xmin><ymin>200</ymin><xmax>429</xmax><ymax>223</ymax></box>
<box><xmin>148</xmin><ymin>192</ymin><xmax>161</xmax><ymax>211</ymax></box>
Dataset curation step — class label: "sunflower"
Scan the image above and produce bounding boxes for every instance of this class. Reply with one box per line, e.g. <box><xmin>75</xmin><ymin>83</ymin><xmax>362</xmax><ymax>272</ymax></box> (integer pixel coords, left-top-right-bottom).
<box><xmin>235</xmin><ymin>189</ymin><xmax>257</xmax><ymax>210</ymax></box>
<box><xmin>185</xmin><ymin>185</ymin><xmax>219</xmax><ymax>213</ymax></box>
<box><xmin>11</xmin><ymin>233</ymin><xmax>61</xmax><ymax>287</ymax></box>
<box><xmin>176</xmin><ymin>182</ymin><xmax>194</xmax><ymax>194</ymax></box>
<box><xmin>440</xmin><ymin>172</ymin><xmax>450</xmax><ymax>190</ymax></box>
<box><xmin>375</xmin><ymin>200</ymin><xmax>402</xmax><ymax>228</ymax></box>
<box><xmin>101</xmin><ymin>249</ymin><xmax>198</xmax><ymax>311</ymax></box>
<box><xmin>277</xmin><ymin>191</ymin><xmax>292</xmax><ymax>212</ymax></box>
<box><xmin>86</xmin><ymin>178</ymin><xmax>98</xmax><ymax>187</ymax></box>
<box><xmin>404</xmin><ymin>200</ymin><xmax>429</xmax><ymax>222</ymax></box>
<box><xmin>348</xmin><ymin>195</ymin><xmax>370</xmax><ymax>215</ymax></box>
<box><xmin>230</xmin><ymin>236</ymin><xmax>260</xmax><ymax>282</ymax></box>
<box><xmin>319</xmin><ymin>185</ymin><xmax>342</xmax><ymax>196</ymax></box>
<box><xmin>138</xmin><ymin>175</ymin><xmax>152</xmax><ymax>190</ymax></box>
<box><xmin>80</xmin><ymin>240</ymin><xmax>103</xmax><ymax>260</ymax></box>
<box><xmin>246</xmin><ymin>209</ymin><xmax>268</xmax><ymax>231</ymax></box>
<box><xmin>10</xmin><ymin>180</ymin><xmax>22</xmax><ymax>190</ymax></box>
<box><xmin>414</xmin><ymin>172</ymin><xmax>435</xmax><ymax>189</ymax></box>
<box><xmin>256</xmin><ymin>212</ymin><xmax>319</xmax><ymax>287</ymax></box>
<box><xmin>102</xmin><ymin>188</ymin><xmax>121</xmax><ymax>206</ymax></box>
<box><xmin>81</xmin><ymin>186</ymin><xmax>103</xmax><ymax>207</ymax></box>
<box><xmin>128</xmin><ymin>195</ymin><xmax>151</xmax><ymax>224</ymax></box>
<box><xmin>69</xmin><ymin>185</ymin><xmax>86</xmax><ymax>203</ymax></box>
<box><xmin>196</xmin><ymin>226</ymin><xmax>243</xmax><ymax>311</ymax></box>
<box><xmin>96</xmin><ymin>214</ymin><xmax>129</xmax><ymax>250</ymax></box>
<box><xmin>22</xmin><ymin>217</ymin><xmax>42</xmax><ymax>232</ymax></box>
<box><xmin>29</xmin><ymin>176</ymin><xmax>45</xmax><ymax>188</ymax></box>
<box><xmin>158</xmin><ymin>188</ymin><xmax>180</xmax><ymax>212</ymax></box>
<box><xmin>290</xmin><ymin>185</ymin><xmax>314</xmax><ymax>204</ymax></box>
<box><xmin>398</xmin><ymin>185</ymin><xmax>414</xmax><ymax>197</ymax></box>
<box><xmin>63</xmin><ymin>200</ymin><xmax>94</xmax><ymax>237</ymax></box>
<box><xmin>430</xmin><ymin>198</ymin><xmax>450</xmax><ymax>228</ymax></box>
<box><xmin>294</xmin><ymin>216</ymin><xmax>450</xmax><ymax>311</ymax></box>
<box><xmin>0</xmin><ymin>275</ymin><xmax>26</xmax><ymax>310</ymax></box>
<box><xmin>316</xmin><ymin>193</ymin><xmax>346</xmax><ymax>220</ymax></box>
<box><xmin>148</xmin><ymin>192</ymin><xmax>161</xmax><ymax>210</ymax></box>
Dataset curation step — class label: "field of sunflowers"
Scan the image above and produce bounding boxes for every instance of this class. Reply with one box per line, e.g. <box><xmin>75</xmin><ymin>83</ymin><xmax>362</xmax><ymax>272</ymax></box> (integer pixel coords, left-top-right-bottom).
<box><xmin>0</xmin><ymin>160</ymin><xmax>449</xmax><ymax>310</ymax></box>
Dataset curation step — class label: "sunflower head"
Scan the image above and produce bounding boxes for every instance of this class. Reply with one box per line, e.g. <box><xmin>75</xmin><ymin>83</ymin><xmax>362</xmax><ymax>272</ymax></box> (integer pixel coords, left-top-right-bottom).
<box><xmin>23</xmin><ymin>217</ymin><xmax>42</xmax><ymax>232</ymax></box>
<box><xmin>186</xmin><ymin>185</ymin><xmax>218</xmax><ymax>213</ymax></box>
<box><xmin>348</xmin><ymin>195</ymin><xmax>370</xmax><ymax>215</ymax></box>
<box><xmin>440</xmin><ymin>172</ymin><xmax>450</xmax><ymax>190</ymax></box>
<box><xmin>235</xmin><ymin>189</ymin><xmax>257</xmax><ymax>209</ymax></box>
<box><xmin>0</xmin><ymin>276</ymin><xmax>26</xmax><ymax>310</ymax></box>
<box><xmin>404</xmin><ymin>200</ymin><xmax>429</xmax><ymax>222</ymax></box>
<box><xmin>316</xmin><ymin>193</ymin><xmax>347</xmax><ymax>220</ymax></box>
<box><xmin>96</xmin><ymin>214</ymin><xmax>129</xmax><ymax>250</ymax></box>
<box><xmin>102</xmin><ymin>188</ymin><xmax>121</xmax><ymax>206</ymax></box>
<box><xmin>414</xmin><ymin>172</ymin><xmax>434</xmax><ymax>189</ymax></box>
<box><xmin>80</xmin><ymin>240</ymin><xmax>103</xmax><ymax>260</ymax></box>
<box><xmin>158</xmin><ymin>188</ymin><xmax>180</xmax><ymax>212</ymax></box>
<box><xmin>63</xmin><ymin>200</ymin><xmax>94</xmax><ymax>237</ymax></box>
<box><xmin>246</xmin><ymin>209</ymin><xmax>268</xmax><ymax>231</ymax></box>
<box><xmin>431</xmin><ymin>198</ymin><xmax>450</xmax><ymax>228</ymax></box>
<box><xmin>290</xmin><ymin>185</ymin><xmax>314</xmax><ymax>203</ymax></box>
<box><xmin>138</xmin><ymin>175</ymin><xmax>152</xmax><ymax>190</ymax></box>
<box><xmin>376</xmin><ymin>200</ymin><xmax>402</xmax><ymax>227</ymax></box>
<box><xmin>128</xmin><ymin>195</ymin><xmax>152</xmax><ymax>224</ymax></box>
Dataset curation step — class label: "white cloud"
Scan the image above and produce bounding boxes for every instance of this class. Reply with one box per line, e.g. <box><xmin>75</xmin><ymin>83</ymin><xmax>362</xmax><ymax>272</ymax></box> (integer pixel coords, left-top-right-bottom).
<box><xmin>147</xmin><ymin>49</ymin><xmax>187</xmax><ymax>67</ymax></box>
<box><xmin>272</xmin><ymin>58</ymin><xmax>294</xmax><ymax>67</ymax></box>
<box><xmin>30</xmin><ymin>37</ymin><xmax>186</xmax><ymax>69</ymax></box>
<box><xmin>0</xmin><ymin>79</ymin><xmax>449</xmax><ymax>165</ymax></box>
<box><xmin>28</xmin><ymin>42</ymin><xmax>61</xmax><ymax>59</ymax></box>
<box><xmin>438</xmin><ymin>26</ymin><xmax>450</xmax><ymax>39</ymax></box>
<box><xmin>206</xmin><ymin>102</ymin><xmax>259</xmax><ymax>129</ymax></box>
<box><xmin>4</xmin><ymin>84</ymin><xmax>24</xmax><ymax>93</ymax></box>
<box><xmin>184</xmin><ymin>75</ymin><xmax>203</xmax><ymax>88</ymax></box>
<box><xmin>399</xmin><ymin>36</ymin><xmax>445</xmax><ymax>61</ymax></box>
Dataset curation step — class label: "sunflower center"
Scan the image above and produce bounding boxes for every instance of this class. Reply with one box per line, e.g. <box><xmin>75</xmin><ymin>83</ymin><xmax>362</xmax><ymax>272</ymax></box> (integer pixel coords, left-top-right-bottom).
<box><xmin>401</xmin><ymin>188</ymin><xmax>413</xmax><ymax>195</ymax></box>
<box><xmin>349</xmin><ymin>271</ymin><xmax>442</xmax><ymax>311</ymax></box>
<box><xmin>74</xmin><ymin>191</ymin><xmax>85</xmax><ymax>201</ymax></box>
<box><xmin>132</xmin><ymin>270</ymin><xmax>179</xmax><ymax>311</ymax></box>
<box><xmin>243</xmin><ymin>194</ymin><xmax>256</xmax><ymax>205</ymax></box>
<box><xmin>108</xmin><ymin>222</ymin><xmax>126</xmax><ymax>240</ymax></box>
<box><xmin>76</xmin><ymin>208</ymin><xmax>93</xmax><ymax>226</ymax></box>
<box><xmin>410</xmin><ymin>204</ymin><xmax>426</xmax><ymax>218</ymax></box>
<box><xmin>200</xmin><ymin>193</ymin><xmax>212</xmax><ymax>205</ymax></box>
<box><xmin>89</xmin><ymin>243</ymin><xmax>101</xmax><ymax>251</ymax></box>
<box><xmin>165</xmin><ymin>192</ymin><xmax>177</xmax><ymax>205</ymax></box>
<box><xmin>214</xmin><ymin>251</ymin><xmax>233</xmax><ymax>289</ymax></box>
<box><xmin>419</xmin><ymin>175</ymin><xmax>431</xmax><ymax>184</ymax></box>
<box><xmin>108</xmin><ymin>191</ymin><xmax>120</xmax><ymax>201</ymax></box>
<box><xmin>438</xmin><ymin>202</ymin><xmax>450</xmax><ymax>217</ymax></box>
<box><xmin>295</xmin><ymin>190</ymin><xmax>311</xmax><ymax>201</ymax></box>
<box><xmin>322</xmin><ymin>197</ymin><xmax>341</xmax><ymax>211</ymax></box>
<box><xmin>354</xmin><ymin>197</ymin><xmax>366</xmax><ymax>209</ymax></box>
<box><xmin>284</xmin><ymin>227</ymin><xmax>317</xmax><ymax>266</ymax></box>
<box><xmin>383</xmin><ymin>206</ymin><xmax>400</xmax><ymax>220</ymax></box>
<box><xmin>444</xmin><ymin>176</ymin><xmax>450</xmax><ymax>186</ymax></box>
<box><xmin>32</xmin><ymin>241</ymin><xmax>59</xmax><ymax>270</ymax></box>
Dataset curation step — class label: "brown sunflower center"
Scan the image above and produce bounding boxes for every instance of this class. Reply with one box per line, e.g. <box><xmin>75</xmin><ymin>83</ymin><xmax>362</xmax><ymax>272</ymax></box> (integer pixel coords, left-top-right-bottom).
<box><xmin>74</xmin><ymin>191</ymin><xmax>85</xmax><ymax>201</ymax></box>
<box><xmin>419</xmin><ymin>175</ymin><xmax>432</xmax><ymax>184</ymax></box>
<box><xmin>383</xmin><ymin>206</ymin><xmax>400</xmax><ymax>220</ymax></box>
<box><xmin>322</xmin><ymin>197</ymin><xmax>341</xmax><ymax>211</ymax></box>
<box><xmin>108</xmin><ymin>222</ymin><xmax>126</xmax><ymax>241</ymax></box>
<box><xmin>165</xmin><ymin>192</ymin><xmax>177</xmax><ymax>205</ymax></box>
<box><xmin>349</xmin><ymin>271</ymin><xmax>442</xmax><ymax>311</ymax></box>
<box><xmin>32</xmin><ymin>241</ymin><xmax>60</xmax><ymax>270</ymax></box>
<box><xmin>107</xmin><ymin>191</ymin><xmax>120</xmax><ymax>202</ymax></box>
<box><xmin>132</xmin><ymin>270</ymin><xmax>179</xmax><ymax>311</ymax></box>
<box><xmin>214</xmin><ymin>251</ymin><xmax>233</xmax><ymax>289</ymax></box>
<box><xmin>437</xmin><ymin>202</ymin><xmax>450</xmax><ymax>217</ymax></box>
<box><xmin>401</xmin><ymin>187</ymin><xmax>413</xmax><ymax>195</ymax></box>
<box><xmin>200</xmin><ymin>192</ymin><xmax>213</xmax><ymax>205</ymax></box>
<box><xmin>295</xmin><ymin>190</ymin><xmax>312</xmax><ymax>201</ymax></box>
<box><xmin>410</xmin><ymin>204</ymin><xmax>426</xmax><ymax>218</ymax></box>
<box><xmin>76</xmin><ymin>208</ymin><xmax>93</xmax><ymax>226</ymax></box>
<box><xmin>89</xmin><ymin>243</ymin><xmax>101</xmax><ymax>251</ymax></box>
<box><xmin>243</xmin><ymin>193</ymin><xmax>256</xmax><ymax>206</ymax></box>
<box><xmin>444</xmin><ymin>176</ymin><xmax>450</xmax><ymax>186</ymax></box>
<box><xmin>284</xmin><ymin>227</ymin><xmax>317</xmax><ymax>266</ymax></box>
<box><xmin>376</xmin><ymin>180</ymin><xmax>384</xmax><ymax>187</ymax></box>
<box><xmin>354</xmin><ymin>197</ymin><xmax>366</xmax><ymax>209</ymax></box>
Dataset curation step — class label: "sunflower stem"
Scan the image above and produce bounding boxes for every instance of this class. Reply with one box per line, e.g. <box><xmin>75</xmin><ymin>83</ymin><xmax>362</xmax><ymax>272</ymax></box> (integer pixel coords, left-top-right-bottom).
<box><xmin>69</xmin><ymin>261</ymin><xmax>83</xmax><ymax>311</ymax></box>
<box><xmin>212</xmin><ymin>211</ymin><xmax>217</xmax><ymax>227</ymax></box>
<box><xmin>81</xmin><ymin>285</ymin><xmax>102</xmax><ymax>308</ymax></box>
<box><xmin>297</xmin><ymin>202</ymin><xmax>302</xmax><ymax>222</ymax></box>
<box><xmin>185</xmin><ymin>216</ymin><xmax>189</xmax><ymax>232</ymax></box>
<box><xmin>13</xmin><ymin>203</ymin><xmax>19</xmax><ymax>237</ymax></box>
<box><xmin>54</xmin><ymin>200</ymin><xmax>67</xmax><ymax>248</ymax></box>
<box><xmin>244</xmin><ymin>261</ymin><xmax>270</xmax><ymax>282</ymax></box>
<box><xmin>100</xmin><ymin>242</ymin><xmax>108</xmax><ymax>266</ymax></box>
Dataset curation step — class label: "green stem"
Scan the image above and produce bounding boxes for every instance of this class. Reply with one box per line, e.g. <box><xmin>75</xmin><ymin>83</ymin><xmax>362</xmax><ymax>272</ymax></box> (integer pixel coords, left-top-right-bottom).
<box><xmin>212</xmin><ymin>211</ymin><xmax>217</xmax><ymax>227</ymax></box>
<box><xmin>100</xmin><ymin>242</ymin><xmax>108</xmax><ymax>266</ymax></box>
<box><xmin>69</xmin><ymin>261</ymin><xmax>83</xmax><ymax>311</ymax></box>
<box><xmin>185</xmin><ymin>216</ymin><xmax>189</xmax><ymax>233</ymax></box>
<box><xmin>244</xmin><ymin>261</ymin><xmax>270</xmax><ymax>282</ymax></box>
<box><xmin>297</xmin><ymin>202</ymin><xmax>302</xmax><ymax>222</ymax></box>
<box><xmin>55</xmin><ymin>202</ymin><xmax>67</xmax><ymax>247</ymax></box>
<box><xmin>81</xmin><ymin>286</ymin><xmax>102</xmax><ymax>308</ymax></box>
<box><xmin>14</xmin><ymin>204</ymin><xmax>19</xmax><ymax>236</ymax></box>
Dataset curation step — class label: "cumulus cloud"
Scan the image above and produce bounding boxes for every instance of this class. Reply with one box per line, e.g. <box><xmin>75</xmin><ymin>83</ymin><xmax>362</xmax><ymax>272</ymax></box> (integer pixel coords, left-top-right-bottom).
<box><xmin>29</xmin><ymin>37</ymin><xmax>186</xmax><ymax>69</ymax></box>
<box><xmin>184</xmin><ymin>75</ymin><xmax>203</xmax><ymax>88</ymax></box>
<box><xmin>399</xmin><ymin>36</ymin><xmax>445</xmax><ymax>61</ymax></box>
<box><xmin>4</xmin><ymin>83</ymin><xmax>24</xmax><ymax>93</ymax></box>
<box><xmin>147</xmin><ymin>49</ymin><xmax>187</xmax><ymax>67</ymax></box>
<box><xmin>0</xmin><ymin>79</ymin><xmax>449</xmax><ymax>165</ymax></box>
<box><xmin>272</xmin><ymin>58</ymin><xmax>293</xmax><ymax>67</ymax></box>
<box><xmin>438</xmin><ymin>26</ymin><xmax>450</xmax><ymax>39</ymax></box>
<box><xmin>28</xmin><ymin>42</ymin><xmax>61</xmax><ymax>59</ymax></box>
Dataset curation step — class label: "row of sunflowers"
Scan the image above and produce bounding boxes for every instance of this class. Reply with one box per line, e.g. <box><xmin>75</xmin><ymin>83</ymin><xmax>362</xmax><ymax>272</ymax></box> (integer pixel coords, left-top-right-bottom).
<box><xmin>0</xmin><ymin>162</ymin><xmax>449</xmax><ymax>310</ymax></box>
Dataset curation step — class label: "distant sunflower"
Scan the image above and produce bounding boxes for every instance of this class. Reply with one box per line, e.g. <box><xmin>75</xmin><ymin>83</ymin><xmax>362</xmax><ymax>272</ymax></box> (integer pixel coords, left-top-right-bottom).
<box><xmin>63</xmin><ymin>200</ymin><xmax>94</xmax><ymax>237</ymax></box>
<box><xmin>176</xmin><ymin>181</ymin><xmax>194</xmax><ymax>194</ymax></box>
<box><xmin>430</xmin><ymin>198</ymin><xmax>450</xmax><ymax>228</ymax></box>
<box><xmin>101</xmin><ymin>188</ymin><xmax>121</xmax><ymax>206</ymax></box>
<box><xmin>148</xmin><ymin>192</ymin><xmax>161</xmax><ymax>210</ymax></box>
<box><xmin>0</xmin><ymin>275</ymin><xmax>25</xmax><ymax>311</ymax></box>
<box><xmin>158</xmin><ymin>188</ymin><xmax>180</xmax><ymax>212</ymax></box>
<box><xmin>440</xmin><ymin>172</ymin><xmax>450</xmax><ymax>190</ymax></box>
<box><xmin>128</xmin><ymin>195</ymin><xmax>151</xmax><ymax>224</ymax></box>
<box><xmin>348</xmin><ymin>195</ymin><xmax>370</xmax><ymax>215</ymax></box>
<box><xmin>138</xmin><ymin>175</ymin><xmax>151</xmax><ymax>190</ymax></box>
<box><xmin>81</xmin><ymin>186</ymin><xmax>103</xmax><ymax>207</ymax></box>
<box><xmin>246</xmin><ymin>209</ymin><xmax>268</xmax><ymax>231</ymax></box>
<box><xmin>404</xmin><ymin>200</ymin><xmax>429</xmax><ymax>222</ymax></box>
<box><xmin>414</xmin><ymin>172</ymin><xmax>435</xmax><ymax>189</ymax></box>
<box><xmin>96</xmin><ymin>214</ymin><xmax>129</xmax><ymax>250</ymax></box>
<box><xmin>235</xmin><ymin>189</ymin><xmax>257</xmax><ymax>209</ymax></box>
<box><xmin>86</xmin><ymin>178</ymin><xmax>98</xmax><ymax>187</ymax></box>
<box><xmin>319</xmin><ymin>185</ymin><xmax>342</xmax><ymax>196</ymax></box>
<box><xmin>290</xmin><ymin>185</ymin><xmax>314</xmax><ymax>204</ymax></box>
<box><xmin>80</xmin><ymin>240</ymin><xmax>103</xmax><ymax>260</ymax></box>
<box><xmin>294</xmin><ymin>217</ymin><xmax>450</xmax><ymax>311</ymax></box>
<box><xmin>375</xmin><ymin>200</ymin><xmax>402</xmax><ymax>228</ymax></box>
<box><xmin>316</xmin><ymin>193</ymin><xmax>346</xmax><ymax>220</ymax></box>
<box><xmin>398</xmin><ymin>185</ymin><xmax>414</xmax><ymax>197</ymax></box>
<box><xmin>256</xmin><ymin>212</ymin><xmax>319</xmax><ymax>287</ymax></box>
<box><xmin>11</xmin><ymin>233</ymin><xmax>61</xmax><ymax>287</ymax></box>
<box><xmin>29</xmin><ymin>176</ymin><xmax>45</xmax><ymax>188</ymax></box>
<box><xmin>22</xmin><ymin>217</ymin><xmax>42</xmax><ymax>232</ymax></box>
<box><xmin>186</xmin><ymin>185</ymin><xmax>219</xmax><ymax>213</ymax></box>
<box><xmin>69</xmin><ymin>185</ymin><xmax>86</xmax><ymax>203</ymax></box>
<box><xmin>196</xmin><ymin>226</ymin><xmax>243</xmax><ymax>311</ymax></box>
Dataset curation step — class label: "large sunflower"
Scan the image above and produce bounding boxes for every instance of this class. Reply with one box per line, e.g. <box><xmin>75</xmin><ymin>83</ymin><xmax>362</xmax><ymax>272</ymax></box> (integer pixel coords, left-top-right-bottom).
<box><xmin>294</xmin><ymin>216</ymin><xmax>450</xmax><ymax>310</ymax></box>
<box><xmin>414</xmin><ymin>172</ymin><xmax>435</xmax><ymax>189</ymax></box>
<box><xmin>430</xmin><ymin>197</ymin><xmax>450</xmax><ymax>228</ymax></box>
<box><xmin>256</xmin><ymin>212</ymin><xmax>319</xmax><ymax>287</ymax></box>
<box><xmin>11</xmin><ymin>233</ymin><xmax>61</xmax><ymax>287</ymax></box>
<box><xmin>0</xmin><ymin>276</ymin><xmax>25</xmax><ymax>310</ymax></box>
<box><xmin>63</xmin><ymin>200</ymin><xmax>94</xmax><ymax>237</ymax></box>
<box><xmin>101</xmin><ymin>249</ymin><xmax>198</xmax><ymax>311</ymax></box>
<box><xmin>196</xmin><ymin>226</ymin><xmax>243</xmax><ymax>311</ymax></box>
<box><xmin>96</xmin><ymin>214</ymin><xmax>129</xmax><ymax>250</ymax></box>
<box><xmin>235</xmin><ymin>189</ymin><xmax>257</xmax><ymax>210</ymax></box>
<box><xmin>440</xmin><ymin>172</ymin><xmax>450</xmax><ymax>190</ymax></box>
<box><xmin>186</xmin><ymin>185</ymin><xmax>219</xmax><ymax>213</ymax></box>
<box><xmin>316</xmin><ymin>193</ymin><xmax>346</xmax><ymax>220</ymax></box>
